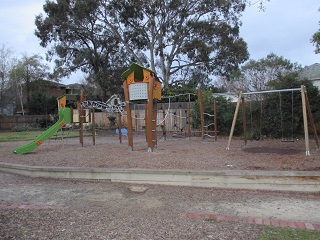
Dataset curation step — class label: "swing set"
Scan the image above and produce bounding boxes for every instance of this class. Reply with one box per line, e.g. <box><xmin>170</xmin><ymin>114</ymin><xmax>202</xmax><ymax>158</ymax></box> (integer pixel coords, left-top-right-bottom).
<box><xmin>226</xmin><ymin>85</ymin><xmax>320</xmax><ymax>156</ymax></box>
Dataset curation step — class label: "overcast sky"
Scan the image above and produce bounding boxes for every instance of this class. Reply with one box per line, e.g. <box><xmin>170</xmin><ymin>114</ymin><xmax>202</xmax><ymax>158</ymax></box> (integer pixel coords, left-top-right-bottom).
<box><xmin>0</xmin><ymin>0</ymin><xmax>319</xmax><ymax>84</ymax></box>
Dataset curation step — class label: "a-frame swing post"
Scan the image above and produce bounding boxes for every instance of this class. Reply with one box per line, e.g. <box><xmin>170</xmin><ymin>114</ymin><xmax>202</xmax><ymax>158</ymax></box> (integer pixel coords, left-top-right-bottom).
<box><xmin>226</xmin><ymin>91</ymin><xmax>242</xmax><ymax>150</ymax></box>
<box><xmin>241</xmin><ymin>96</ymin><xmax>247</xmax><ymax>145</ymax></box>
<box><xmin>305</xmin><ymin>92</ymin><xmax>320</xmax><ymax>149</ymax></box>
<box><xmin>301</xmin><ymin>85</ymin><xmax>310</xmax><ymax>156</ymax></box>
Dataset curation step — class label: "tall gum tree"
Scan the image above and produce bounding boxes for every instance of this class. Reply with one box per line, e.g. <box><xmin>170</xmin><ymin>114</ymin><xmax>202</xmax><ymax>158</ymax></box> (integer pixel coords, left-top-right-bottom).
<box><xmin>35</xmin><ymin>0</ymin><xmax>269</xmax><ymax>89</ymax></box>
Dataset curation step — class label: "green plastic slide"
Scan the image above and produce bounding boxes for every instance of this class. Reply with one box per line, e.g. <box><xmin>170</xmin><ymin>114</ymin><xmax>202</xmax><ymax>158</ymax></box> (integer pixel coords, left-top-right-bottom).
<box><xmin>12</xmin><ymin>108</ymin><xmax>71</xmax><ymax>154</ymax></box>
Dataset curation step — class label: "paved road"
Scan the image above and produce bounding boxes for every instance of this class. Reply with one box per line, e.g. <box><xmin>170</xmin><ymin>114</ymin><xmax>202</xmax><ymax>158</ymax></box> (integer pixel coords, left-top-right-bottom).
<box><xmin>1</xmin><ymin>172</ymin><xmax>320</xmax><ymax>239</ymax></box>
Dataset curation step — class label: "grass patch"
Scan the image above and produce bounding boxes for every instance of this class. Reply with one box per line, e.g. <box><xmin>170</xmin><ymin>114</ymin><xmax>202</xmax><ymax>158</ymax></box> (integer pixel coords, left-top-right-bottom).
<box><xmin>0</xmin><ymin>130</ymin><xmax>92</xmax><ymax>142</ymax></box>
<box><xmin>259</xmin><ymin>227</ymin><xmax>320</xmax><ymax>240</ymax></box>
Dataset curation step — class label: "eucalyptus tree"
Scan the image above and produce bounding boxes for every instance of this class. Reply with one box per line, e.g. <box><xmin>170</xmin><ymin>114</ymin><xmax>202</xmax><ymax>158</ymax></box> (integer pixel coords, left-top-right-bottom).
<box><xmin>35</xmin><ymin>0</ymin><xmax>129</xmax><ymax>100</ymax></box>
<box><xmin>311</xmin><ymin>8</ymin><xmax>320</xmax><ymax>54</ymax></box>
<box><xmin>35</xmin><ymin>0</ymin><xmax>252</xmax><ymax>91</ymax></box>
<box><xmin>9</xmin><ymin>54</ymin><xmax>49</xmax><ymax>114</ymax></box>
<box><xmin>217</xmin><ymin>53</ymin><xmax>301</xmax><ymax>94</ymax></box>
<box><xmin>0</xmin><ymin>45</ymin><xmax>15</xmax><ymax>114</ymax></box>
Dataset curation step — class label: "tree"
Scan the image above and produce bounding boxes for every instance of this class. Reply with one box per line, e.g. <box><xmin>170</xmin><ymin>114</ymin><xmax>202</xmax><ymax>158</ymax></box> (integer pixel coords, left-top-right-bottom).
<box><xmin>35</xmin><ymin>0</ymin><xmax>129</xmax><ymax>101</ymax></box>
<box><xmin>311</xmin><ymin>8</ymin><xmax>320</xmax><ymax>54</ymax></box>
<box><xmin>216</xmin><ymin>53</ymin><xmax>301</xmax><ymax>94</ymax></box>
<box><xmin>35</xmin><ymin>0</ymin><xmax>251</xmax><ymax>91</ymax></box>
<box><xmin>260</xmin><ymin>73</ymin><xmax>320</xmax><ymax>138</ymax></box>
<box><xmin>9</xmin><ymin>54</ymin><xmax>50</xmax><ymax>114</ymax></box>
<box><xmin>0</xmin><ymin>45</ymin><xmax>16</xmax><ymax>115</ymax></box>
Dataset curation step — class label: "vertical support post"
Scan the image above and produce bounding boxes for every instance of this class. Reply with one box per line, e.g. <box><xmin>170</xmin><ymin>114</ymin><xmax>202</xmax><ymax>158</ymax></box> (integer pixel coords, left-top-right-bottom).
<box><xmin>226</xmin><ymin>91</ymin><xmax>242</xmax><ymax>150</ymax></box>
<box><xmin>162</xmin><ymin>103</ymin><xmax>167</xmax><ymax>140</ymax></box>
<box><xmin>123</xmin><ymin>80</ymin><xmax>133</xmax><ymax>151</ymax></box>
<box><xmin>213</xmin><ymin>98</ymin><xmax>217</xmax><ymax>141</ymax></box>
<box><xmin>198</xmin><ymin>89</ymin><xmax>205</xmax><ymax>140</ymax></box>
<box><xmin>305</xmin><ymin>92</ymin><xmax>319</xmax><ymax>149</ymax></box>
<box><xmin>118</xmin><ymin>112</ymin><xmax>122</xmax><ymax>144</ymax></box>
<box><xmin>187</xmin><ymin>102</ymin><xmax>191</xmax><ymax>139</ymax></box>
<box><xmin>146</xmin><ymin>76</ymin><xmax>155</xmax><ymax>152</ymax></box>
<box><xmin>70</xmin><ymin>108</ymin><xmax>74</xmax><ymax>123</ymax></box>
<box><xmin>79</xmin><ymin>90</ymin><xmax>85</xmax><ymax>147</ymax></box>
<box><xmin>301</xmin><ymin>85</ymin><xmax>310</xmax><ymax>156</ymax></box>
<box><xmin>145</xmin><ymin>103</ymin><xmax>148</xmax><ymax>142</ymax></box>
<box><xmin>152</xmin><ymin>101</ymin><xmax>157</xmax><ymax>146</ymax></box>
<box><xmin>91</xmin><ymin>109</ymin><xmax>95</xmax><ymax>145</ymax></box>
<box><xmin>241</xmin><ymin>96</ymin><xmax>247</xmax><ymax>145</ymax></box>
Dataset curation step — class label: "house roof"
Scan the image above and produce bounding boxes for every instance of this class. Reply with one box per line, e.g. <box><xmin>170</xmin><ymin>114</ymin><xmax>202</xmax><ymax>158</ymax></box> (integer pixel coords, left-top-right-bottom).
<box><xmin>299</xmin><ymin>63</ymin><xmax>320</xmax><ymax>80</ymax></box>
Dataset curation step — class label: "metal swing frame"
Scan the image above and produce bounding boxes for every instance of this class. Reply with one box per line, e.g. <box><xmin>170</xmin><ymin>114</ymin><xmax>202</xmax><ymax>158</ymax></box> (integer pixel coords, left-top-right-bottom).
<box><xmin>226</xmin><ymin>85</ymin><xmax>319</xmax><ymax>156</ymax></box>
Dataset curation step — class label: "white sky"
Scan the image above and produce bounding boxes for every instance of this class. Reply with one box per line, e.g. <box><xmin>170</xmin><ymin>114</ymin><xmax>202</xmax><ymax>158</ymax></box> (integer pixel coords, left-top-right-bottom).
<box><xmin>0</xmin><ymin>0</ymin><xmax>319</xmax><ymax>84</ymax></box>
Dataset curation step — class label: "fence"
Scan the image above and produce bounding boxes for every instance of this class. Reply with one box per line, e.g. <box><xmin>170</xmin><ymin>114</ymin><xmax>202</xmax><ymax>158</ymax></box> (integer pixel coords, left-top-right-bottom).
<box><xmin>0</xmin><ymin>102</ymin><xmax>198</xmax><ymax>133</ymax></box>
<box><xmin>0</xmin><ymin>115</ymin><xmax>50</xmax><ymax>130</ymax></box>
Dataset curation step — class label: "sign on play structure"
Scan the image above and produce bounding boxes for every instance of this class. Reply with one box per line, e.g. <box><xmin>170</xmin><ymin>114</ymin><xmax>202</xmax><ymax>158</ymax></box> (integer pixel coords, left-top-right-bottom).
<box><xmin>129</xmin><ymin>82</ymin><xmax>148</xmax><ymax>101</ymax></box>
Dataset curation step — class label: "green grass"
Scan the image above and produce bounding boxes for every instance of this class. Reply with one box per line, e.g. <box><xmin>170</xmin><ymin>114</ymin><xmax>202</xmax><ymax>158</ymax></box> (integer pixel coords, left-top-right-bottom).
<box><xmin>259</xmin><ymin>227</ymin><xmax>320</xmax><ymax>240</ymax></box>
<box><xmin>0</xmin><ymin>130</ymin><xmax>92</xmax><ymax>142</ymax></box>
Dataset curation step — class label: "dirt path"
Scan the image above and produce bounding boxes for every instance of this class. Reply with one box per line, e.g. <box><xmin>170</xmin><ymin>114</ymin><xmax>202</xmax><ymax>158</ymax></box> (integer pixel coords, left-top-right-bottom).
<box><xmin>1</xmin><ymin>172</ymin><xmax>320</xmax><ymax>239</ymax></box>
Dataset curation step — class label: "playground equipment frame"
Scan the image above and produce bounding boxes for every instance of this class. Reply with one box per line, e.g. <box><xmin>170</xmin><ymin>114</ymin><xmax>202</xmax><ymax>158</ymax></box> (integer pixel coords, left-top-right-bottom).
<box><xmin>226</xmin><ymin>85</ymin><xmax>319</xmax><ymax>156</ymax></box>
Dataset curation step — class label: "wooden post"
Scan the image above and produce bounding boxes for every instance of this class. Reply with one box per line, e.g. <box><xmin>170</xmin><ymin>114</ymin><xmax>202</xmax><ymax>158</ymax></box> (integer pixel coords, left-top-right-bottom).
<box><xmin>79</xmin><ymin>90</ymin><xmax>85</xmax><ymax>147</ymax></box>
<box><xmin>123</xmin><ymin>80</ymin><xmax>133</xmax><ymax>151</ymax></box>
<box><xmin>162</xmin><ymin>103</ymin><xmax>167</xmax><ymax>140</ymax></box>
<box><xmin>145</xmin><ymin>103</ymin><xmax>148</xmax><ymax>142</ymax></box>
<box><xmin>301</xmin><ymin>85</ymin><xmax>310</xmax><ymax>156</ymax></box>
<box><xmin>198</xmin><ymin>89</ymin><xmax>205</xmax><ymax>139</ymax></box>
<box><xmin>241</xmin><ymin>96</ymin><xmax>247</xmax><ymax>145</ymax></box>
<box><xmin>213</xmin><ymin>98</ymin><xmax>217</xmax><ymax>141</ymax></box>
<box><xmin>187</xmin><ymin>102</ymin><xmax>191</xmax><ymax>138</ymax></box>
<box><xmin>118</xmin><ymin>112</ymin><xmax>122</xmax><ymax>144</ymax></box>
<box><xmin>226</xmin><ymin>91</ymin><xmax>242</xmax><ymax>150</ymax></box>
<box><xmin>146</xmin><ymin>76</ymin><xmax>155</xmax><ymax>152</ymax></box>
<box><xmin>70</xmin><ymin>108</ymin><xmax>74</xmax><ymax>123</ymax></box>
<box><xmin>91</xmin><ymin>109</ymin><xmax>95</xmax><ymax>145</ymax></box>
<box><xmin>305</xmin><ymin>92</ymin><xmax>320</xmax><ymax>149</ymax></box>
<box><xmin>152</xmin><ymin>101</ymin><xmax>157</xmax><ymax>147</ymax></box>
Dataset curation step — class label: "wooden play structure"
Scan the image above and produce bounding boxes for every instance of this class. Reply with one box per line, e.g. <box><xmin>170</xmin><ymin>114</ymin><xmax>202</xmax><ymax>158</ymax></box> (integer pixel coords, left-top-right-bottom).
<box><xmin>226</xmin><ymin>85</ymin><xmax>320</xmax><ymax>155</ymax></box>
<box><xmin>121</xmin><ymin>63</ymin><xmax>162</xmax><ymax>152</ymax></box>
<box><xmin>57</xmin><ymin>92</ymin><xmax>93</xmax><ymax>145</ymax></box>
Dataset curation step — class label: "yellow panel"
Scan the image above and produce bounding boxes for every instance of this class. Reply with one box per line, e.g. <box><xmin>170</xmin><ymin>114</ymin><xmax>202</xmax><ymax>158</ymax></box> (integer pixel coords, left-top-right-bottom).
<box><xmin>143</xmin><ymin>69</ymin><xmax>151</xmax><ymax>82</ymax></box>
<box><xmin>58</xmin><ymin>95</ymin><xmax>66</xmax><ymax>109</ymax></box>
<box><xmin>127</xmin><ymin>72</ymin><xmax>135</xmax><ymax>85</ymax></box>
<box><xmin>153</xmin><ymin>81</ymin><xmax>162</xmax><ymax>100</ymax></box>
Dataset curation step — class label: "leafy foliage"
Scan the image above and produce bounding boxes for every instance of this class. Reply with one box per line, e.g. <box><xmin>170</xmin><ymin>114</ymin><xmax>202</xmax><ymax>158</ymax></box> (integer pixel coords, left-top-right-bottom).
<box><xmin>35</xmin><ymin>0</ymin><xmax>129</xmax><ymax>100</ymax></box>
<box><xmin>28</xmin><ymin>93</ymin><xmax>57</xmax><ymax>115</ymax></box>
<box><xmin>246</xmin><ymin>73</ymin><xmax>320</xmax><ymax>139</ymax></box>
<box><xmin>191</xmin><ymin>89</ymin><xmax>241</xmax><ymax>135</ymax></box>
<box><xmin>35</xmin><ymin>0</ymin><xmax>250</xmax><ymax>89</ymax></box>
<box><xmin>217</xmin><ymin>53</ymin><xmax>301</xmax><ymax>93</ymax></box>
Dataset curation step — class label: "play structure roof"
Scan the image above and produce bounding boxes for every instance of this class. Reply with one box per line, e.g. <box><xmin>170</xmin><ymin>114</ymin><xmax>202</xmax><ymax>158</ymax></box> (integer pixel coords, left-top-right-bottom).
<box><xmin>121</xmin><ymin>62</ymin><xmax>161</xmax><ymax>82</ymax></box>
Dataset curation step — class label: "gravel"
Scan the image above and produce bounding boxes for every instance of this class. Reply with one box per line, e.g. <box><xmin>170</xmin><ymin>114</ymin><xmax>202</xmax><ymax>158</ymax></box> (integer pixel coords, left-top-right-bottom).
<box><xmin>1</xmin><ymin>130</ymin><xmax>319</xmax><ymax>171</ymax></box>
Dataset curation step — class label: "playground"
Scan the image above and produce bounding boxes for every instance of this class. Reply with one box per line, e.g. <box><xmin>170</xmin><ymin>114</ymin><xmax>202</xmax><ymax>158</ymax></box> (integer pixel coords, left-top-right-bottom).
<box><xmin>3</xmin><ymin>63</ymin><xmax>319</xmax><ymax>171</ymax></box>
<box><xmin>1</xmin><ymin>131</ymin><xmax>320</xmax><ymax>171</ymax></box>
